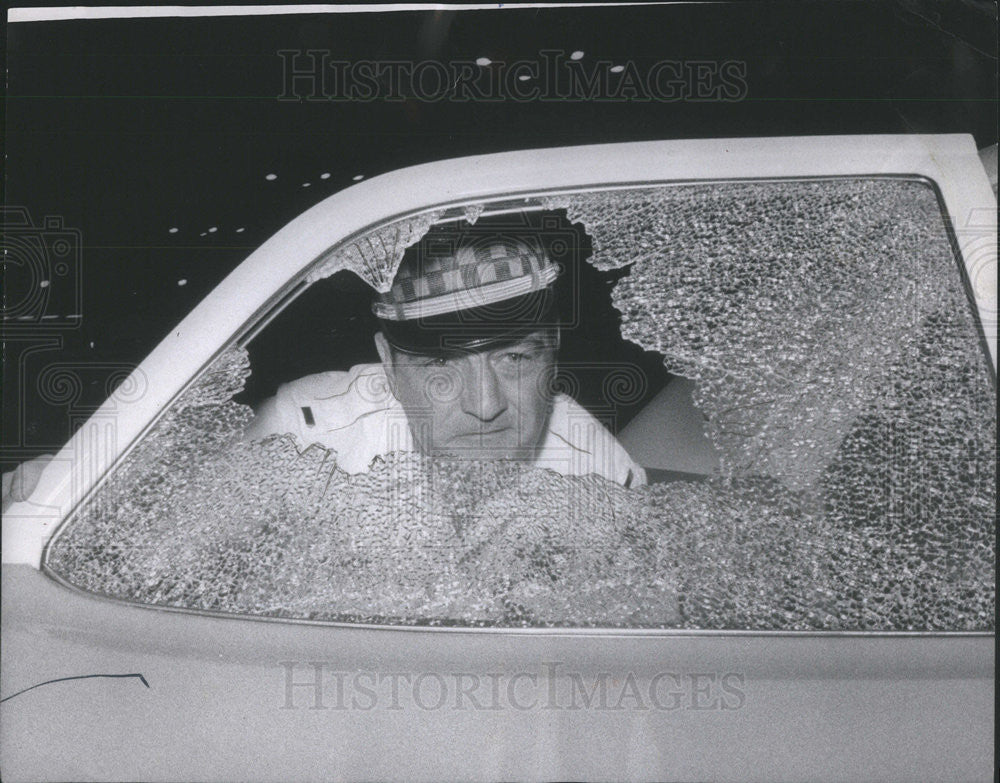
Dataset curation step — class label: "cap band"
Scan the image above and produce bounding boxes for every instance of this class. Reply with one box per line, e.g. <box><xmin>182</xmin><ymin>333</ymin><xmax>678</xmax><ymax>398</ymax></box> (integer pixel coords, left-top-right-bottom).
<box><xmin>374</xmin><ymin>264</ymin><xmax>558</xmax><ymax>321</ymax></box>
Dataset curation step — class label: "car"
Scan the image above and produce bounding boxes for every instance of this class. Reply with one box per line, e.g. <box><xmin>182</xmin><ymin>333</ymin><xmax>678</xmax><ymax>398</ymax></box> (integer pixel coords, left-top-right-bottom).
<box><xmin>2</xmin><ymin>134</ymin><xmax>995</xmax><ymax>781</ymax></box>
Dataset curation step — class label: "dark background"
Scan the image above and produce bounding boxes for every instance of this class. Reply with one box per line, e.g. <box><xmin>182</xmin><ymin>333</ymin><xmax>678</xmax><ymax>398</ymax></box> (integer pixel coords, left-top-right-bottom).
<box><xmin>3</xmin><ymin>0</ymin><xmax>997</xmax><ymax>468</ymax></box>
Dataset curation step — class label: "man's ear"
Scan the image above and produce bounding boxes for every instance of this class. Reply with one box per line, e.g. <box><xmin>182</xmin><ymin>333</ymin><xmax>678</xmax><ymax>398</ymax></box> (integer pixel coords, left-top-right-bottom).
<box><xmin>373</xmin><ymin>332</ymin><xmax>398</xmax><ymax>396</ymax></box>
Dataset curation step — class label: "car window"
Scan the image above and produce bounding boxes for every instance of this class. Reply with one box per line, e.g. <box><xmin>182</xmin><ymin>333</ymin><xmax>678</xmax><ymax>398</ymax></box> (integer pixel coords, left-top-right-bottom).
<box><xmin>45</xmin><ymin>177</ymin><xmax>996</xmax><ymax>630</ymax></box>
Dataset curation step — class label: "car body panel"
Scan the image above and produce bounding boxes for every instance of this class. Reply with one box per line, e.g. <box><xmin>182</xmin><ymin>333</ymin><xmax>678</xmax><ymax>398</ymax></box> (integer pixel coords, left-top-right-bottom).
<box><xmin>1</xmin><ymin>566</ymin><xmax>993</xmax><ymax>782</ymax></box>
<box><xmin>1</xmin><ymin>135</ymin><xmax>995</xmax><ymax>780</ymax></box>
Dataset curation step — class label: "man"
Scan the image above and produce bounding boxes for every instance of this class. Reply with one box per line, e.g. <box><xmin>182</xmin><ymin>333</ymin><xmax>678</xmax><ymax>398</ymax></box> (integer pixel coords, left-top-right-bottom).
<box><xmin>246</xmin><ymin>224</ymin><xmax>646</xmax><ymax>487</ymax></box>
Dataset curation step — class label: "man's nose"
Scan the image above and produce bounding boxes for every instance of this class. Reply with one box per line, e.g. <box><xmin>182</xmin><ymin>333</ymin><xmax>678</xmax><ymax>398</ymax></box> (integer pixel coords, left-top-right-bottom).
<box><xmin>458</xmin><ymin>356</ymin><xmax>508</xmax><ymax>422</ymax></box>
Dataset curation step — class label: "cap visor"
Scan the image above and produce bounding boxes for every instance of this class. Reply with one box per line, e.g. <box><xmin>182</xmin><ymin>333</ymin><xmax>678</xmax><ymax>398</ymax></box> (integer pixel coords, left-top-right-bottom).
<box><xmin>380</xmin><ymin>289</ymin><xmax>558</xmax><ymax>356</ymax></box>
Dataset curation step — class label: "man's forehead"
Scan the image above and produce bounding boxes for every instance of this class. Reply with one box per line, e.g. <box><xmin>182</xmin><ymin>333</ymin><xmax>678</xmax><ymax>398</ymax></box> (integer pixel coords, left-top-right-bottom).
<box><xmin>392</xmin><ymin>329</ymin><xmax>558</xmax><ymax>361</ymax></box>
<box><xmin>482</xmin><ymin>331</ymin><xmax>558</xmax><ymax>356</ymax></box>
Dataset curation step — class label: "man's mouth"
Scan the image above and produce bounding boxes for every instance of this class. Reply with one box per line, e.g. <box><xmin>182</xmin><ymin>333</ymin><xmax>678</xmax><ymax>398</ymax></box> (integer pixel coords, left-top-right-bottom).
<box><xmin>453</xmin><ymin>427</ymin><xmax>511</xmax><ymax>440</ymax></box>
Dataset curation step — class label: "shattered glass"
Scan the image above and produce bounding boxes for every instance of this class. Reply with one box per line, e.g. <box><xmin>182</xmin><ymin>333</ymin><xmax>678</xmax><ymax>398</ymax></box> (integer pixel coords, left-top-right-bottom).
<box><xmin>307</xmin><ymin>210</ymin><xmax>445</xmax><ymax>291</ymax></box>
<box><xmin>48</xmin><ymin>178</ymin><xmax>995</xmax><ymax>630</ymax></box>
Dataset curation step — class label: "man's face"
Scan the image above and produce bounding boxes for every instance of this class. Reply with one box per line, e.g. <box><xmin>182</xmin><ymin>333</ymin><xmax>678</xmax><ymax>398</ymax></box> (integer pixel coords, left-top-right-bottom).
<box><xmin>376</xmin><ymin>330</ymin><xmax>558</xmax><ymax>461</ymax></box>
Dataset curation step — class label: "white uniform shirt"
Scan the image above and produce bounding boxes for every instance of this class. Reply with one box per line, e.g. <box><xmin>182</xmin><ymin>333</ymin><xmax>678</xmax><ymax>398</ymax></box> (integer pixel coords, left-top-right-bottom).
<box><xmin>251</xmin><ymin>364</ymin><xmax>646</xmax><ymax>488</ymax></box>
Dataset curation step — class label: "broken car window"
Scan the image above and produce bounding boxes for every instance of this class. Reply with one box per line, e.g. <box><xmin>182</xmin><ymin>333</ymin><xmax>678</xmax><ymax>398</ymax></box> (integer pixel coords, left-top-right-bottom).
<box><xmin>47</xmin><ymin>179</ymin><xmax>995</xmax><ymax>629</ymax></box>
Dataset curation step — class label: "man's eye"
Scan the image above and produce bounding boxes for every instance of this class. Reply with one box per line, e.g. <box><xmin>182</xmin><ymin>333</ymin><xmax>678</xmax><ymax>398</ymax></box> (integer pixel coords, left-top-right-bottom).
<box><xmin>499</xmin><ymin>352</ymin><xmax>530</xmax><ymax>364</ymax></box>
<box><xmin>423</xmin><ymin>357</ymin><xmax>449</xmax><ymax>367</ymax></box>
